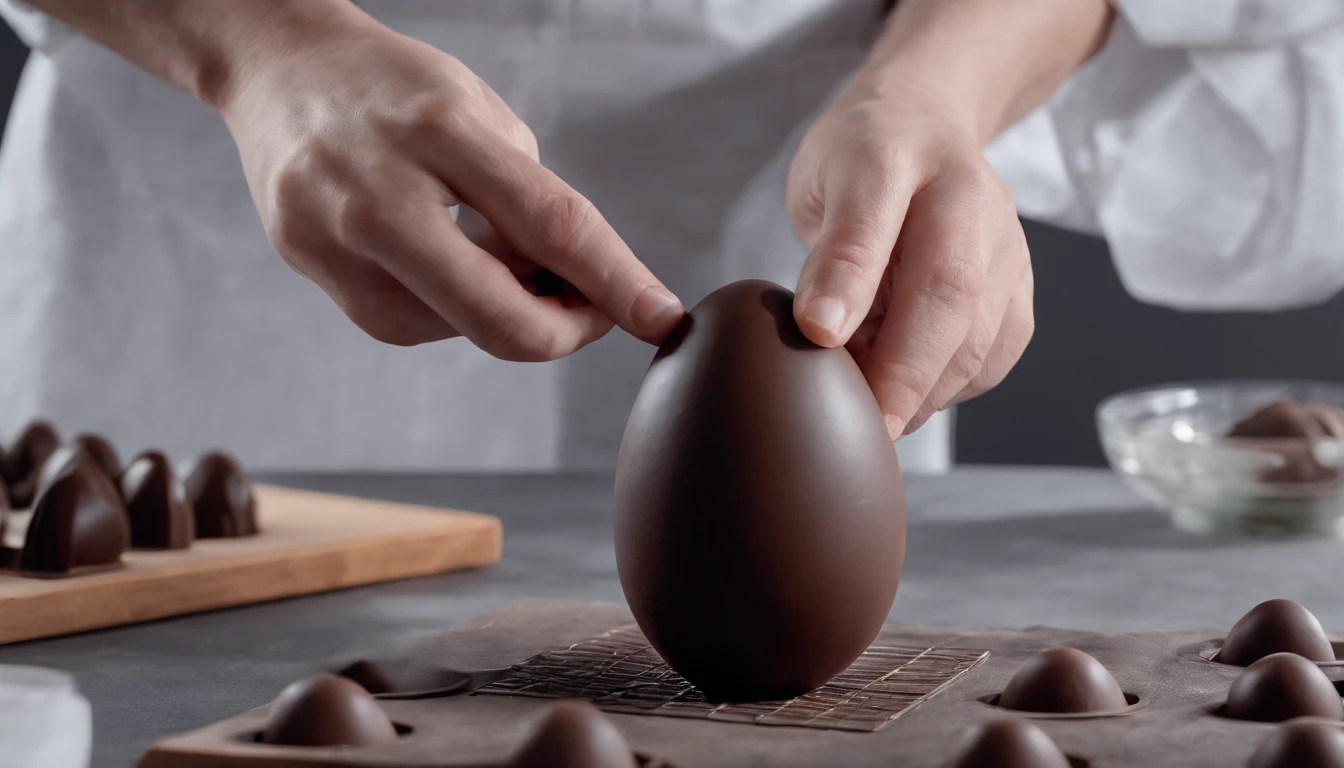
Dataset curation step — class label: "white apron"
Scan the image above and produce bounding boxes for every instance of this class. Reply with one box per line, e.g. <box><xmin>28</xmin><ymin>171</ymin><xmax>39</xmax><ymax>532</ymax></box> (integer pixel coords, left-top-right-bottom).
<box><xmin>0</xmin><ymin>0</ymin><xmax>952</xmax><ymax>472</ymax></box>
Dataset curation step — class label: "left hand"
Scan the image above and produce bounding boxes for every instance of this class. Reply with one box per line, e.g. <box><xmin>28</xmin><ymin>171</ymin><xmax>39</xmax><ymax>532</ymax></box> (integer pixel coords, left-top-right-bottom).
<box><xmin>787</xmin><ymin>85</ymin><xmax>1034</xmax><ymax>439</ymax></box>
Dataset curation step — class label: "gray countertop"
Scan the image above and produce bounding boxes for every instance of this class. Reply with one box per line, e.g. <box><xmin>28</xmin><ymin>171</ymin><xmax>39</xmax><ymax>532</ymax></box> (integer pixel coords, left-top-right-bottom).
<box><xmin>3</xmin><ymin>467</ymin><xmax>1344</xmax><ymax>767</ymax></box>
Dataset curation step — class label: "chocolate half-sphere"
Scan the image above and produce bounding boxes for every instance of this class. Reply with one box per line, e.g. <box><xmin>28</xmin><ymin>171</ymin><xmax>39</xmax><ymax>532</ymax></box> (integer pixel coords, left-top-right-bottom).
<box><xmin>1225</xmin><ymin>653</ymin><xmax>1344</xmax><ymax>722</ymax></box>
<box><xmin>1217</xmin><ymin>599</ymin><xmax>1335</xmax><ymax>666</ymax></box>
<box><xmin>1227</xmin><ymin>399</ymin><xmax>1344</xmax><ymax>483</ymax></box>
<box><xmin>261</xmin><ymin>673</ymin><xmax>398</xmax><ymax>747</ymax></box>
<box><xmin>335</xmin><ymin>660</ymin><xmax>395</xmax><ymax>696</ymax></box>
<box><xmin>19</xmin><ymin>464</ymin><xmax>129</xmax><ymax>575</ymax></box>
<box><xmin>1249</xmin><ymin>718</ymin><xmax>1344</xmax><ymax>768</ymax></box>
<box><xmin>120</xmin><ymin>451</ymin><xmax>194</xmax><ymax>549</ymax></box>
<box><xmin>72</xmin><ymin>434</ymin><xmax>121</xmax><ymax>479</ymax></box>
<box><xmin>951</xmin><ymin>717</ymin><xmax>1071</xmax><ymax>768</ymax></box>
<box><xmin>183</xmin><ymin>451</ymin><xmax>257</xmax><ymax>538</ymax></box>
<box><xmin>998</xmin><ymin>647</ymin><xmax>1128</xmax><ymax>714</ymax></box>
<box><xmin>511</xmin><ymin>700</ymin><xmax>637</xmax><ymax>768</ymax></box>
<box><xmin>4</xmin><ymin>421</ymin><xmax>61</xmax><ymax>507</ymax></box>
<box><xmin>613</xmin><ymin>280</ymin><xmax>905</xmax><ymax>701</ymax></box>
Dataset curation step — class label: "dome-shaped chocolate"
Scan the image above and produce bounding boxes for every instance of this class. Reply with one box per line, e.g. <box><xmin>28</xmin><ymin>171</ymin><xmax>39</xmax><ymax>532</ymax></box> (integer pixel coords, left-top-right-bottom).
<box><xmin>1217</xmin><ymin>599</ymin><xmax>1335</xmax><ymax>667</ymax></box>
<box><xmin>950</xmin><ymin>717</ymin><xmax>1071</xmax><ymax>768</ymax></box>
<box><xmin>19</xmin><ymin>464</ymin><xmax>128</xmax><ymax>575</ymax></box>
<box><xmin>614</xmin><ymin>280</ymin><xmax>905</xmax><ymax>700</ymax></box>
<box><xmin>335</xmin><ymin>660</ymin><xmax>395</xmax><ymax>696</ymax></box>
<box><xmin>183</xmin><ymin>451</ymin><xmax>257</xmax><ymax>538</ymax></box>
<box><xmin>71</xmin><ymin>434</ymin><xmax>121</xmax><ymax>479</ymax></box>
<box><xmin>1226</xmin><ymin>653</ymin><xmax>1344</xmax><ymax>722</ymax></box>
<box><xmin>511</xmin><ymin>700</ymin><xmax>637</xmax><ymax>768</ymax></box>
<box><xmin>998</xmin><ymin>647</ymin><xmax>1127</xmax><ymax>714</ymax></box>
<box><xmin>1248</xmin><ymin>718</ymin><xmax>1344</xmax><ymax>768</ymax></box>
<box><xmin>261</xmin><ymin>673</ymin><xmax>398</xmax><ymax>747</ymax></box>
<box><xmin>120</xmin><ymin>451</ymin><xmax>194</xmax><ymax>550</ymax></box>
<box><xmin>4</xmin><ymin>421</ymin><xmax>61</xmax><ymax>508</ymax></box>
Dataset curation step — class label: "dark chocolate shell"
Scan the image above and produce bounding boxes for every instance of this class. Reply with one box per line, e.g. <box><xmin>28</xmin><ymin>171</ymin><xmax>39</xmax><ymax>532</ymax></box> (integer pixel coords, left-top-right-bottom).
<box><xmin>1225</xmin><ymin>652</ymin><xmax>1344</xmax><ymax>722</ymax></box>
<box><xmin>1217</xmin><ymin>599</ymin><xmax>1334</xmax><ymax>666</ymax></box>
<box><xmin>120</xmin><ymin>451</ymin><xmax>194</xmax><ymax>550</ymax></box>
<box><xmin>72</xmin><ymin>434</ymin><xmax>121</xmax><ymax>479</ymax></box>
<box><xmin>4</xmin><ymin>421</ymin><xmax>61</xmax><ymax>507</ymax></box>
<box><xmin>1248</xmin><ymin>717</ymin><xmax>1344</xmax><ymax>768</ymax></box>
<box><xmin>511</xmin><ymin>700</ymin><xmax>637</xmax><ymax>768</ymax></box>
<box><xmin>19</xmin><ymin>463</ymin><xmax>128</xmax><ymax>575</ymax></box>
<box><xmin>261</xmin><ymin>673</ymin><xmax>398</xmax><ymax>747</ymax></box>
<box><xmin>183</xmin><ymin>451</ymin><xmax>257</xmax><ymax>538</ymax></box>
<box><xmin>997</xmin><ymin>647</ymin><xmax>1128</xmax><ymax>714</ymax></box>
<box><xmin>950</xmin><ymin>717</ymin><xmax>1071</xmax><ymax>768</ymax></box>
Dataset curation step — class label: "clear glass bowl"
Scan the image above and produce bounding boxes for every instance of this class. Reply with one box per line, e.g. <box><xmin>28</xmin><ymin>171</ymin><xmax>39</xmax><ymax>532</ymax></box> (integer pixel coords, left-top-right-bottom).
<box><xmin>1097</xmin><ymin>380</ymin><xmax>1344</xmax><ymax>536</ymax></box>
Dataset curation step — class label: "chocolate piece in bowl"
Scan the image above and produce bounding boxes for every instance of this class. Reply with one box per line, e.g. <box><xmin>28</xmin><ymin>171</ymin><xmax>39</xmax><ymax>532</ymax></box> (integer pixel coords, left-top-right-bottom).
<box><xmin>511</xmin><ymin>700</ymin><xmax>638</xmax><ymax>768</ymax></box>
<box><xmin>1216</xmin><ymin>599</ymin><xmax>1335</xmax><ymax>666</ymax></box>
<box><xmin>182</xmin><ymin>451</ymin><xmax>257</xmax><ymax>538</ymax></box>
<box><xmin>997</xmin><ymin>647</ymin><xmax>1128</xmax><ymax>714</ymax></box>
<box><xmin>261</xmin><ymin>673</ymin><xmax>399</xmax><ymax>747</ymax></box>
<box><xmin>613</xmin><ymin>280</ymin><xmax>905</xmax><ymax>701</ymax></box>
<box><xmin>3</xmin><ymin>421</ymin><xmax>61</xmax><ymax>508</ymax></box>
<box><xmin>1226</xmin><ymin>398</ymin><xmax>1344</xmax><ymax>483</ymax></box>
<box><xmin>1225</xmin><ymin>653</ymin><xmax>1344</xmax><ymax>723</ymax></box>
<box><xmin>18</xmin><ymin>463</ymin><xmax>129</xmax><ymax>576</ymax></box>
<box><xmin>950</xmin><ymin>717</ymin><xmax>1071</xmax><ymax>768</ymax></box>
<box><xmin>120</xmin><ymin>450</ymin><xmax>194</xmax><ymax>550</ymax></box>
<box><xmin>1248</xmin><ymin>718</ymin><xmax>1344</xmax><ymax>768</ymax></box>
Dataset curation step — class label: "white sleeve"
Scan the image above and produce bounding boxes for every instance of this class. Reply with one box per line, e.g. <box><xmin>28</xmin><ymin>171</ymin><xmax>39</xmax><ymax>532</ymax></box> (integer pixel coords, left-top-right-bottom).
<box><xmin>985</xmin><ymin>1</ymin><xmax>1344</xmax><ymax>312</ymax></box>
<box><xmin>0</xmin><ymin>0</ymin><xmax>74</xmax><ymax>52</ymax></box>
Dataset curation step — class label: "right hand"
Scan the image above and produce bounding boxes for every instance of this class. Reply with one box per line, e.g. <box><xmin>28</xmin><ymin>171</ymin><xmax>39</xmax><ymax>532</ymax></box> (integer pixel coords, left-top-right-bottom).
<box><xmin>217</xmin><ymin>14</ymin><xmax>684</xmax><ymax>359</ymax></box>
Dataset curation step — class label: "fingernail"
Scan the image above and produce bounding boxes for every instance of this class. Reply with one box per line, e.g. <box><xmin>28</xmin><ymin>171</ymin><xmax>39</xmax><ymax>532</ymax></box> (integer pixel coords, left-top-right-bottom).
<box><xmin>884</xmin><ymin>414</ymin><xmax>904</xmax><ymax>439</ymax></box>
<box><xmin>803</xmin><ymin>295</ymin><xmax>848</xmax><ymax>340</ymax></box>
<box><xmin>631</xmin><ymin>286</ymin><xmax>684</xmax><ymax>334</ymax></box>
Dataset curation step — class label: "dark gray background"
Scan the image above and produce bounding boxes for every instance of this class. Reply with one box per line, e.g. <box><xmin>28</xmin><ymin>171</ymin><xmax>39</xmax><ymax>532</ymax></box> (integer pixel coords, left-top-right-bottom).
<box><xmin>0</xmin><ymin>27</ymin><xmax>1338</xmax><ymax>468</ymax></box>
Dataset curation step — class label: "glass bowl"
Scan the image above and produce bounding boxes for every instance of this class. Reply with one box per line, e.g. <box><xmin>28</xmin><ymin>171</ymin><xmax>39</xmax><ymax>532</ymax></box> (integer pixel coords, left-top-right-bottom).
<box><xmin>1097</xmin><ymin>380</ymin><xmax>1344</xmax><ymax>536</ymax></box>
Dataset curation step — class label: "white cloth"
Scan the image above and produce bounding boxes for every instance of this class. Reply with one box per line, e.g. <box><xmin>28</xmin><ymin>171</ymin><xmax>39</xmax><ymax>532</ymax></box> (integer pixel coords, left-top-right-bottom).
<box><xmin>986</xmin><ymin>0</ymin><xmax>1344</xmax><ymax>311</ymax></box>
<box><xmin>0</xmin><ymin>0</ymin><xmax>951</xmax><ymax>473</ymax></box>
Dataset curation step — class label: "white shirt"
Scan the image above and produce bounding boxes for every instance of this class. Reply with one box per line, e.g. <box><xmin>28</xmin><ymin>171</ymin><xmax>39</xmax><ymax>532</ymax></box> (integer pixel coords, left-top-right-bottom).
<box><xmin>0</xmin><ymin>0</ymin><xmax>1339</xmax><ymax>472</ymax></box>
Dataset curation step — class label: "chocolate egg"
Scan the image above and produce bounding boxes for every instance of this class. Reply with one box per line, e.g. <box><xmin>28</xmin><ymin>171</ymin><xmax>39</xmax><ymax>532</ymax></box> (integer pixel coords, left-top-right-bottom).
<box><xmin>4</xmin><ymin>421</ymin><xmax>61</xmax><ymax>508</ymax></box>
<box><xmin>1225</xmin><ymin>653</ymin><xmax>1344</xmax><ymax>722</ymax></box>
<box><xmin>120</xmin><ymin>451</ymin><xmax>194</xmax><ymax>549</ymax></box>
<box><xmin>1217</xmin><ymin>599</ymin><xmax>1335</xmax><ymax>667</ymax></box>
<box><xmin>511</xmin><ymin>700</ymin><xmax>637</xmax><ymax>768</ymax></box>
<box><xmin>998</xmin><ymin>647</ymin><xmax>1128</xmax><ymax>714</ymax></box>
<box><xmin>72</xmin><ymin>434</ymin><xmax>121</xmax><ymax>479</ymax></box>
<box><xmin>19</xmin><ymin>463</ymin><xmax>129</xmax><ymax>575</ymax></box>
<box><xmin>261</xmin><ymin>673</ymin><xmax>398</xmax><ymax>747</ymax></box>
<box><xmin>613</xmin><ymin>280</ymin><xmax>905</xmax><ymax>701</ymax></box>
<box><xmin>1249</xmin><ymin>718</ymin><xmax>1344</xmax><ymax>768</ymax></box>
<box><xmin>950</xmin><ymin>717</ymin><xmax>1071</xmax><ymax>768</ymax></box>
<box><xmin>183</xmin><ymin>451</ymin><xmax>257</xmax><ymax>538</ymax></box>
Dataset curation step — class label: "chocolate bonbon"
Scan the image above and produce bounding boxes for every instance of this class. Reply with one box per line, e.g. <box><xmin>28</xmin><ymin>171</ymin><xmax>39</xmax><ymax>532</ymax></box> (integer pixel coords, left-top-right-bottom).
<box><xmin>18</xmin><ymin>463</ymin><xmax>128</xmax><ymax>576</ymax></box>
<box><xmin>613</xmin><ymin>280</ymin><xmax>905</xmax><ymax>701</ymax></box>
<box><xmin>4</xmin><ymin>421</ymin><xmax>61</xmax><ymax>508</ymax></box>
<box><xmin>1227</xmin><ymin>398</ymin><xmax>1344</xmax><ymax>482</ymax></box>
<box><xmin>120</xmin><ymin>451</ymin><xmax>194</xmax><ymax>549</ymax></box>
<box><xmin>1216</xmin><ymin>599</ymin><xmax>1334</xmax><ymax>666</ymax></box>
<box><xmin>511</xmin><ymin>700</ymin><xmax>638</xmax><ymax>768</ymax></box>
<box><xmin>335</xmin><ymin>660</ymin><xmax>395</xmax><ymax>696</ymax></box>
<box><xmin>950</xmin><ymin>717</ymin><xmax>1071</xmax><ymax>768</ymax></box>
<box><xmin>1248</xmin><ymin>718</ymin><xmax>1344</xmax><ymax>768</ymax></box>
<box><xmin>1225</xmin><ymin>652</ymin><xmax>1344</xmax><ymax>722</ymax></box>
<box><xmin>72</xmin><ymin>433</ymin><xmax>121</xmax><ymax>479</ymax></box>
<box><xmin>261</xmin><ymin>673</ymin><xmax>398</xmax><ymax>747</ymax></box>
<box><xmin>997</xmin><ymin>646</ymin><xmax>1128</xmax><ymax>714</ymax></box>
<box><xmin>183</xmin><ymin>451</ymin><xmax>257</xmax><ymax>538</ymax></box>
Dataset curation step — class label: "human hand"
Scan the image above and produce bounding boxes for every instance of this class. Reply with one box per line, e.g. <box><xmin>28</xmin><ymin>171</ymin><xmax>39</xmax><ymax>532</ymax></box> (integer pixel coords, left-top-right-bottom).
<box><xmin>217</xmin><ymin>14</ymin><xmax>683</xmax><ymax>359</ymax></box>
<box><xmin>787</xmin><ymin>87</ymin><xmax>1033</xmax><ymax>439</ymax></box>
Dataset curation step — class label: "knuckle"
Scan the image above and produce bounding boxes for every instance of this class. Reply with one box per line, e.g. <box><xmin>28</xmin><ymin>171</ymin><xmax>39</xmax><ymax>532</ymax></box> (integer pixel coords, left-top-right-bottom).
<box><xmin>533</xmin><ymin>192</ymin><xmax>599</xmax><ymax>257</ymax></box>
<box><xmin>819</xmin><ymin>240</ymin><xmax>887</xmax><ymax>286</ymax></box>
<box><xmin>484</xmin><ymin>313</ymin><xmax>567</xmax><ymax>362</ymax></box>
<box><xmin>922</xmin><ymin>244</ymin><xmax>985</xmax><ymax>308</ymax></box>
<box><xmin>334</xmin><ymin>191</ymin><xmax>398</xmax><ymax>252</ymax></box>
<box><xmin>849</xmin><ymin>137</ymin><xmax>907</xmax><ymax>177</ymax></box>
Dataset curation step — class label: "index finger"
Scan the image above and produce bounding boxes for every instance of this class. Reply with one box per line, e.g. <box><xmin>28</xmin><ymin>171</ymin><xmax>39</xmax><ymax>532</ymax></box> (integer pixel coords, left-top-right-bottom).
<box><xmin>862</xmin><ymin>173</ymin><xmax>993</xmax><ymax>438</ymax></box>
<box><xmin>422</xmin><ymin>135</ymin><xmax>684</xmax><ymax>345</ymax></box>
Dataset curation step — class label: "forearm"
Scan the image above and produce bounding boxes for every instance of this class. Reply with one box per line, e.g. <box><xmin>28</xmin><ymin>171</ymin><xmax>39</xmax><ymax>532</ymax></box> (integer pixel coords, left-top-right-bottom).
<box><xmin>849</xmin><ymin>0</ymin><xmax>1115</xmax><ymax>144</ymax></box>
<box><xmin>19</xmin><ymin>0</ymin><xmax>371</xmax><ymax>109</ymax></box>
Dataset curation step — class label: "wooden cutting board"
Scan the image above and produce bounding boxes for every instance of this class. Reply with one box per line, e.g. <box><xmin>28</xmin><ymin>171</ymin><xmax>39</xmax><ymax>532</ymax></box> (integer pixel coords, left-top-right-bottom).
<box><xmin>0</xmin><ymin>484</ymin><xmax>501</xmax><ymax>644</ymax></box>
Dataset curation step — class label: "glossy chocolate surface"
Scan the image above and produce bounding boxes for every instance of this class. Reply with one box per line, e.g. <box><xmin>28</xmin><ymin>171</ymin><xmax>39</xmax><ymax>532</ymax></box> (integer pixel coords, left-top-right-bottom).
<box><xmin>183</xmin><ymin>452</ymin><xmax>257</xmax><ymax>538</ymax></box>
<box><xmin>261</xmin><ymin>673</ymin><xmax>398</xmax><ymax>747</ymax></box>
<box><xmin>19</xmin><ymin>464</ymin><xmax>128</xmax><ymax>575</ymax></box>
<box><xmin>4</xmin><ymin>421</ymin><xmax>61</xmax><ymax>508</ymax></box>
<box><xmin>511</xmin><ymin>700</ymin><xmax>638</xmax><ymax>768</ymax></box>
<box><xmin>1216</xmin><ymin>599</ymin><xmax>1335</xmax><ymax>666</ymax></box>
<box><xmin>335</xmin><ymin>660</ymin><xmax>395</xmax><ymax>696</ymax></box>
<box><xmin>1225</xmin><ymin>653</ymin><xmax>1344</xmax><ymax>722</ymax></box>
<box><xmin>613</xmin><ymin>280</ymin><xmax>905</xmax><ymax>701</ymax></box>
<box><xmin>950</xmin><ymin>717</ymin><xmax>1071</xmax><ymax>768</ymax></box>
<box><xmin>1249</xmin><ymin>718</ymin><xmax>1344</xmax><ymax>768</ymax></box>
<box><xmin>997</xmin><ymin>647</ymin><xmax>1127</xmax><ymax>714</ymax></box>
<box><xmin>72</xmin><ymin>433</ymin><xmax>121</xmax><ymax>479</ymax></box>
<box><xmin>120</xmin><ymin>451</ymin><xmax>194</xmax><ymax>550</ymax></box>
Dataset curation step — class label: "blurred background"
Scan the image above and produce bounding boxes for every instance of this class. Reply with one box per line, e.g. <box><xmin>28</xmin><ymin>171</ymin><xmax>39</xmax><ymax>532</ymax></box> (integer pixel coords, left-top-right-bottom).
<box><xmin>1</xmin><ymin>27</ymin><xmax>1340</xmax><ymax>469</ymax></box>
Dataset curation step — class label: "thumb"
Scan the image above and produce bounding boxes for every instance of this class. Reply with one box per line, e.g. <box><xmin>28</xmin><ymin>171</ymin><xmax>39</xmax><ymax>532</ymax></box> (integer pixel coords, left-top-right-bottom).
<box><xmin>793</xmin><ymin>154</ymin><xmax>915</xmax><ymax>347</ymax></box>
